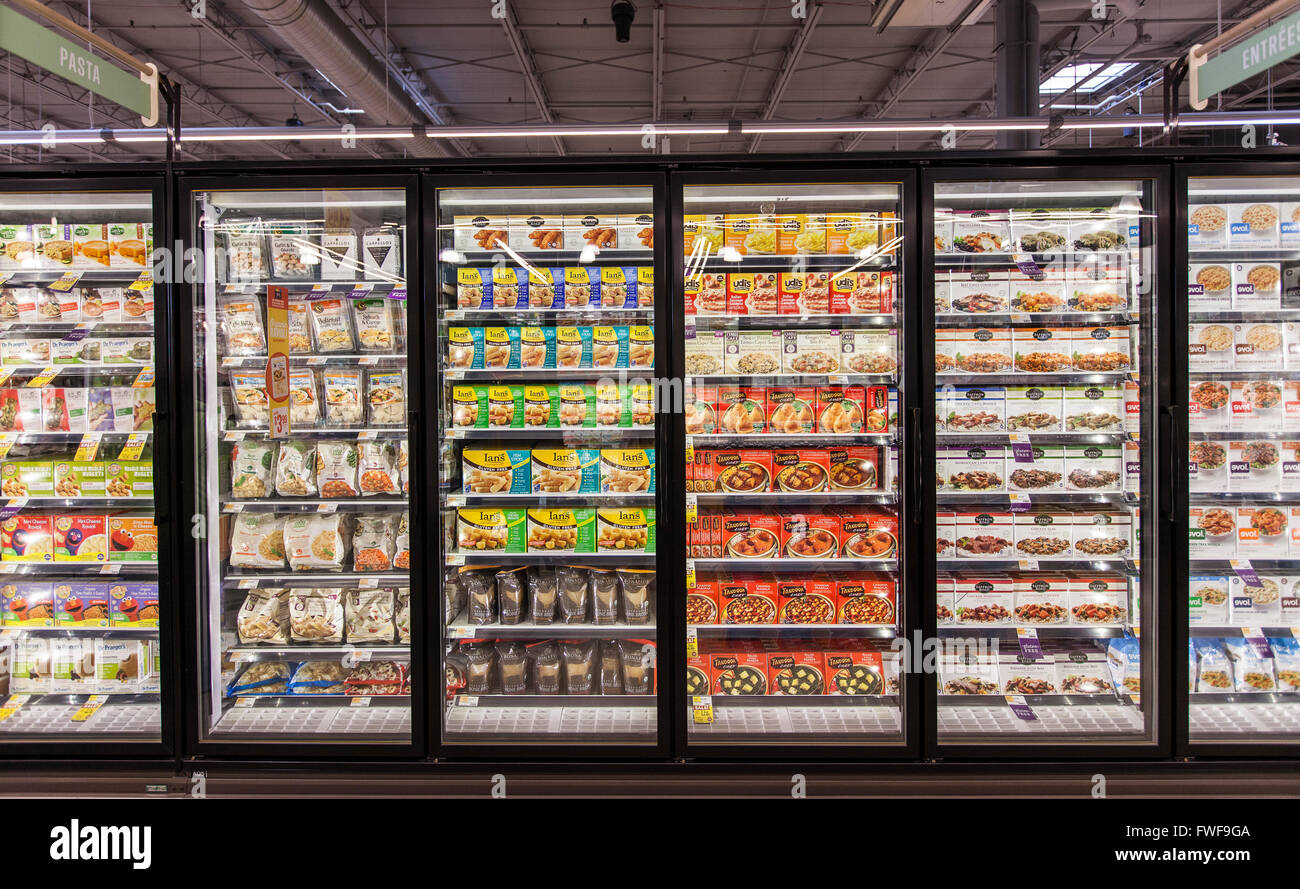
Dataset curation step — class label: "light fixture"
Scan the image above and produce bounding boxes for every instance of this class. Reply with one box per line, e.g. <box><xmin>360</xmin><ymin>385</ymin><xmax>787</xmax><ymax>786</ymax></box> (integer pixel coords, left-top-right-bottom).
<box><xmin>720</xmin><ymin>247</ymin><xmax>743</xmax><ymax>263</ymax></box>
<box><xmin>611</xmin><ymin>0</ymin><xmax>635</xmax><ymax>43</ymax></box>
<box><xmin>579</xmin><ymin>244</ymin><xmax>599</xmax><ymax>263</ymax></box>
<box><xmin>439</xmin><ymin>248</ymin><xmax>466</xmax><ymax>264</ymax></box>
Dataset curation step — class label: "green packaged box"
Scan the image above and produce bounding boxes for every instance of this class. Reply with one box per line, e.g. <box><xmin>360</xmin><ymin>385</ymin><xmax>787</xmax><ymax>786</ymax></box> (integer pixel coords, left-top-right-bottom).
<box><xmin>596</xmin><ymin>507</ymin><xmax>656</xmax><ymax>553</ymax></box>
<box><xmin>53</xmin><ymin>461</ymin><xmax>107</xmax><ymax>497</ymax></box>
<box><xmin>1</xmin><ymin>461</ymin><xmax>54</xmax><ymax>498</ymax></box>
<box><xmin>526</xmin><ymin>507</ymin><xmax>595</xmax><ymax>553</ymax></box>
<box><xmin>104</xmin><ymin>460</ymin><xmax>153</xmax><ymax>498</ymax></box>
<box><xmin>456</xmin><ymin>507</ymin><xmax>526</xmax><ymax>553</ymax></box>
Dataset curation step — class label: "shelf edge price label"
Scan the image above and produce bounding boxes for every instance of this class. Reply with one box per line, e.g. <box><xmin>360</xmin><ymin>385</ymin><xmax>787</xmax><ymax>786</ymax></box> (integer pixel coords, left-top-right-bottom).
<box><xmin>691</xmin><ymin>695</ymin><xmax>714</xmax><ymax>725</ymax></box>
<box><xmin>686</xmin><ymin>626</ymin><xmax>699</xmax><ymax>659</ymax></box>
<box><xmin>1017</xmin><ymin>558</ymin><xmax>1040</xmax><ymax>572</ymax></box>
<box><xmin>1009</xmin><ymin>492</ymin><xmax>1032</xmax><ymax>512</ymax></box>
<box><xmin>457</xmin><ymin>695</ymin><xmax>478</xmax><ymax>707</ymax></box>
<box><xmin>118</xmin><ymin>433</ymin><xmax>148</xmax><ymax>461</ymax></box>
<box><xmin>1005</xmin><ymin>695</ymin><xmax>1037</xmax><ymax>721</ymax></box>
<box><xmin>349</xmin><ymin>696</ymin><xmax>371</xmax><ymax>707</ymax></box>
<box><xmin>99</xmin><ymin>563</ymin><xmax>121</xmax><ymax>575</ymax></box>
<box><xmin>447</xmin><ymin>625</ymin><xmax>475</xmax><ymax>639</ymax></box>
<box><xmin>0</xmin><ymin>694</ymin><xmax>30</xmax><ymax>723</ymax></box>
<box><xmin>685</xmin><ymin>493</ymin><xmax>697</xmax><ymax>524</ymax></box>
<box><xmin>686</xmin><ymin>559</ymin><xmax>696</xmax><ymax>589</ymax></box>
<box><xmin>0</xmin><ymin>434</ymin><xmax>15</xmax><ymax>460</ymax></box>
<box><xmin>75</xmin><ymin>433</ymin><xmax>103</xmax><ymax>462</ymax></box>
<box><xmin>71</xmin><ymin>695</ymin><xmax>105</xmax><ymax>722</ymax></box>
<box><xmin>264</xmin><ymin>286</ymin><xmax>291</xmax><ymax>439</ymax></box>
<box><xmin>47</xmin><ymin>271</ymin><xmax>83</xmax><ymax>293</ymax></box>
<box><xmin>27</xmin><ymin>367</ymin><xmax>59</xmax><ymax>388</ymax></box>
<box><xmin>127</xmin><ymin>271</ymin><xmax>153</xmax><ymax>292</ymax></box>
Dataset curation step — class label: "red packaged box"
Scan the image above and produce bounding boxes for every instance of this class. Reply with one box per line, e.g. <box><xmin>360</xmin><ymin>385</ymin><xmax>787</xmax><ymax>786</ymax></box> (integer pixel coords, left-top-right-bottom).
<box><xmin>686</xmin><ymin>576</ymin><xmax>719</xmax><ymax>625</ymax></box>
<box><xmin>836</xmin><ymin>573</ymin><xmax>897</xmax><ymax>625</ymax></box>
<box><xmin>712</xmin><ymin>449</ymin><xmax>773</xmax><ymax>494</ymax></box>
<box><xmin>766</xmin><ymin>384</ymin><xmax>816</xmax><ymax>434</ymax></box>
<box><xmin>687</xmin><ymin>652</ymin><xmax>712</xmax><ymax>697</ymax></box>
<box><xmin>777</xmin><ymin>272</ymin><xmax>805</xmax><ymax>315</ymax></box>
<box><xmin>828</xmin><ymin>445</ymin><xmax>882</xmax><ymax>491</ymax></box>
<box><xmin>778</xmin><ymin>575</ymin><xmax>837</xmax><ymax>624</ymax></box>
<box><xmin>831</xmin><ymin>270</ymin><xmax>894</xmax><ymax>315</ymax></box>
<box><xmin>725</xmin><ymin>272</ymin><xmax>753</xmax><ymax>316</ymax></box>
<box><xmin>828</xmin><ymin>273</ymin><xmax>854</xmax><ymax>315</ymax></box>
<box><xmin>835</xmin><ymin>508</ymin><xmax>900</xmax><ymax>560</ymax></box>
<box><xmin>711</xmin><ymin>651</ymin><xmax>770</xmax><ymax>695</ymax></box>
<box><xmin>766</xmin><ymin>651</ymin><xmax>827</xmax><ymax>696</ymax></box>
<box><xmin>717</xmin><ymin>385</ymin><xmax>767</xmax><ymax>435</ymax></box>
<box><xmin>780</xmin><ymin>510</ymin><xmax>841</xmax><ymax>560</ymax></box>
<box><xmin>802</xmin><ymin>271</ymin><xmax>831</xmax><ymax>314</ymax></box>
<box><xmin>772</xmin><ymin>448</ymin><xmax>830</xmax><ymax>493</ymax></box>
<box><xmin>823</xmin><ymin>649</ymin><xmax>885</xmax><ymax>695</ymax></box>
<box><xmin>718</xmin><ymin>573</ymin><xmax>778</xmax><ymax>623</ymax></box>
<box><xmin>685</xmin><ymin>383</ymin><xmax>718</xmax><ymax>435</ymax></box>
<box><xmin>750</xmin><ymin>272</ymin><xmax>778</xmax><ymax>315</ymax></box>
<box><xmin>815</xmin><ymin>385</ymin><xmax>866</xmax><ymax>434</ymax></box>
<box><xmin>720</xmin><ymin>512</ymin><xmax>781</xmax><ymax>561</ymax></box>
<box><xmin>863</xmin><ymin>385</ymin><xmax>890</xmax><ymax>433</ymax></box>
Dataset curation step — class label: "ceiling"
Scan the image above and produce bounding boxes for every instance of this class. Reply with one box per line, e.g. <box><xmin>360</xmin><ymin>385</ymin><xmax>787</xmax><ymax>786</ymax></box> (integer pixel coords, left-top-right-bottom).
<box><xmin>0</xmin><ymin>0</ymin><xmax>1295</xmax><ymax>163</ymax></box>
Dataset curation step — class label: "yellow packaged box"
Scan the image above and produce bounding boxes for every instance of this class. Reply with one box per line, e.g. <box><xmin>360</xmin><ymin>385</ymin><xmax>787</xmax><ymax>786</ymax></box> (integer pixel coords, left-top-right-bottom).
<box><xmin>683</xmin><ymin>214</ymin><xmax>724</xmax><ymax>256</ymax></box>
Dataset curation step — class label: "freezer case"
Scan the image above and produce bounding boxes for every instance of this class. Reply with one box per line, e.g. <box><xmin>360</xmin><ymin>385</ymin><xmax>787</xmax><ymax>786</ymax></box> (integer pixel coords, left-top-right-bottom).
<box><xmin>927</xmin><ymin>171</ymin><xmax>1165</xmax><ymax>752</ymax></box>
<box><xmin>0</xmin><ymin>181</ymin><xmax>168</xmax><ymax>746</ymax></box>
<box><xmin>677</xmin><ymin>177</ymin><xmax>913</xmax><ymax>749</ymax></box>
<box><xmin>434</xmin><ymin>178</ymin><xmax>665</xmax><ymax>749</ymax></box>
<box><xmin>1183</xmin><ymin>170</ymin><xmax>1300</xmax><ymax>747</ymax></box>
<box><xmin>186</xmin><ymin>181</ymin><xmax>418</xmax><ymax>747</ymax></box>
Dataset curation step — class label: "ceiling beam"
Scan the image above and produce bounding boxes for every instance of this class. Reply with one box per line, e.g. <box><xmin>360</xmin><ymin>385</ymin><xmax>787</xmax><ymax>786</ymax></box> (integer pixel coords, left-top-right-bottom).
<box><xmin>747</xmin><ymin>2</ymin><xmax>823</xmax><ymax>153</ymax></box>
<box><xmin>499</xmin><ymin>2</ymin><xmax>564</xmax><ymax>155</ymax></box>
<box><xmin>652</xmin><ymin>3</ymin><xmax>665</xmax><ymax>124</ymax></box>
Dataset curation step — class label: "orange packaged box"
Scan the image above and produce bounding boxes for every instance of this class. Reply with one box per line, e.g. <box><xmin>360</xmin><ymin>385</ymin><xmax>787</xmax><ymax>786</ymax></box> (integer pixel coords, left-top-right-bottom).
<box><xmin>1</xmin><ymin>515</ymin><xmax>54</xmax><ymax>562</ymax></box>
<box><xmin>767</xmin><ymin>651</ymin><xmax>826</xmax><ymax>696</ymax></box>
<box><xmin>815</xmin><ymin>385</ymin><xmax>866</xmax><ymax>434</ymax></box>
<box><xmin>837</xmin><ymin>573</ymin><xmax>897</xmax><ymax>625</ymax></box>
<box><xmin>53</xmin><ymin>514</ymin><xmax>108</xmax><ymax>562</ymax></box>
<box><xmin>864</xmin><ymin>385</ymin><xmax>890</xmax><ymax>432</ymax></box>
<box><xmin>712</xmin><ymin>449</ymin><xmax>773</xmax><ymax>494</ymax></box>
<box><xmin>824</xmin><ymin>649</ymin><xmax>885</xmax><ymax>695</ymax></box>
<box><xmin>772</xmin><ymin>448</ymin><xmax>830</xmax><ymax>493</ymax></box>
<box><xmin>686</xmin><ymin>576</ymin><xmax>720</xmax><ymax>624</ymax></box>
<box><xmin>829</xmin><ymin>445</ymin><xmax>882</xmax><ymax>491</ymax></box>
<box><xmin>835</xmin><ymin>508</ymin><xmax>900</xmax><ymax>560</ymax></box>
<box><xmin>781</xmin><ymin>510</ymin><xmax>841</xmax><ymax>559</ymax></box>
<box><xmin>711</xmin><ymin>650</ymin><xmax>770</xmax><ymax>695</ymax></box>
<box><xmin>686</xmin><ymin>651</ymin><xmax>712</xmax><ymax>697</ymax></box>
<box><xmin>721</xmin><ymin>574</ymin><xmax>780</xmax><ymax>624</ymax></box>
<box><xmin>720</xmin><ymin>512</ymin><xmax>781</xmax><ymax>561</ymax></box>
<box><xmin>766</xmin><ymin>384</ymin><xmax>816</xmax><ymax>434</ymax></box>
<box><xmin>777</xmin><ymin>575</ymin><xmax>837</xmax><ymax>624</ymax></box>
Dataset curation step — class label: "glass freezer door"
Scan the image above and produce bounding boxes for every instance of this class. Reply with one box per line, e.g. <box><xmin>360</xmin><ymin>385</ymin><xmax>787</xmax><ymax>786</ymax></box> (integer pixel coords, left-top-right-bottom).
<box><xmin>436</xmin><ymin>184</ymin><xmax>660</xmax><ymax>746</ymax></box>
<box><xmin>191</xmin><ymin>187</ymin><xmax>413</xmax><ymax>743</ymax></box>
<box><xmin>1186</xmin><ymin>176</ymin><xmax>1300</xmax><ymax>742</ymax></box>
<box><xmin>931</xmin><ymin>177</ymin><xmax>1159</xmax><ymax>746</ymax></box>
<box><xmin>680</xmin><ymin>181</ymin><xmax>909</xmax><ymax>746</ymax></box>
<box><xmin>0</xmin><ymin>188</ymin><xmax>164</xmax><ymax>742</ymax></box>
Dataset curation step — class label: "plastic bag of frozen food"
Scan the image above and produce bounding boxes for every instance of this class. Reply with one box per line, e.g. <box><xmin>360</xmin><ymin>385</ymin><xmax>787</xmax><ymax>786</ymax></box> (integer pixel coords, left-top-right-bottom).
<box><xmin>287</xmin><ymin>369</ymin><xmax>320</xmax><ymax>427</ymax></box>
<box><xmin>394</xmin><ymin>512</ymin><xmax>410</xmax><ymax>570</ymax></box>
<box><xmin>289</xmin><ymin>588</ymin><xmax>344</xmax><ymax>642</ymax></box>
<box><xmin>1194</xmin><ymin>638</ymin><xmax>1233</xmax><ymax>693</ymax></box>
<box><xmin>395</xmin><ymin>589</ymin><xmax>411</xmax><ymax>643</ymax></box>
<box><xmin>358</xmin><ymin>440</ymin><xmax>400</xmax><ymax>495</ymax></box>
<box><xmin>274</xmin><ymin>440</ymin><xmax>317</xmax><ymax>497</ymax></box>
<box><xmin>287</xmin><ymin>660</ymin><xmax>347</xmax><ymax>695</ymax></box>
<box><xmin>228</xmin><ymin>661</ymin><xmax>290</xmax><ymax>696</ymax></box>
<box><xmin>366</xmin><ymin>370</ymin><xmax>405</xmax><ymax>426</ymax></box>
<box><xmin>230</xmin><ymin>440</ymin><xmax>277</xmax><ymax>499</ymax></box>
<box><xmin>527</xmin><ymin>566</ymin><xmax>556</xmax><ymax>625</ymax></box>
<box><xmin>307</xmin><ymin>298</ymin><xmax>354</xmax><ymax>352</ymax></box>
<box><xmin>1270</xmin><ymin>637</ymin><xmax>1300</xmax><ymax>692</ymax></box>
<box><xmin>600</xmin><ymin>640</ymin><xmax>624</xmax><ymax>695</ymax></box>
<box><xmin>228</xmin><ymin>513</ymin><xmax>285</xmax><ymax>569</ymax></box>
<box><xmin>496</xmin><ymin>640</ymin><xmax>528</xmax><ymax>693</ymax></box>
<box><xmin>269</xmin><ymin>224</ymin><xmax>317</xmax><ymax>279</ymax></box>
<box><xmin>398</xmin><ymin>439</ymin><xmax>409</xmax><ymax>495</ymax></box>
<box><xmin>561</xmin><ymin>640</ymin><xmax>597</xmax><ymax>695</ymax></box>
<box><xmin>287</xmin><ymin>300</ymin><xmax>312</xmax><ymax>353</ymax></box>
<box><xmin>322</xmin><ymin>369</ymin><xmax>364</xmax><ymax>426</ymax></box>
<box><xmin>236</xmin><ymin>588</ymin><xmax>289</xmax><ymax>644</ymax></box>
<box><xmin>1223</xmin><ymin>637</ymin><xmax>1277</xmax><ymax>693</ymax></box>
<box><xmin>353</xmin><ymin>514</ymin><xmax>396</xmax><ymax>572</ymax></box>
<box><xmin>463</xmin><ymin>641</ymin><xmax>496</xmax><ymax>694</ymax></box>
<box><xmin>353</xmin><ymin>298</ymin><xmax>396</xmax><ymax>352</ymax></box>
<box><xmin>344</xmin><ymin>661</ymin><xmax>404</xmax><ymax>695</ymax></box>
<box><xmin>228</xmin><ymin>372</ymin><xmax>270</xmax><ymax>426</ymax></box>
<box><xmin>315</xmin><ymin>441</ymin><xmax>359</xmax><ymax>498</ymax></box>
<box><xmin>219</xmin><ymin>298</ymin><xmax>267</xmax><ymax>355</ymax></box>
<box><xmin>345</xmin><ymin>587</ymin><xmax>395</xmax><ymax>643</ymax></box>
<box><xmin>528</xmin><ymin>640</ymin><xmax>561</xmax><ymax>694</ymax></box>
<box><xmin>462</xmin><ymin>567</ymin><xmax>496</xmax><ymax>626</ymax></box>
<box><xmin>284</xmin><ymin>514</ymin><xmax>348</xmax><ymax>572</ymax></box>
<box><xmin>496</xmin><ymin>566</ymin><xmax>526</xmax><ymax>625</ymax></box>
<box><xmin>558</xmin><ymin>565</ymin><xmax>589</xmax><ymax>624</ymax></box>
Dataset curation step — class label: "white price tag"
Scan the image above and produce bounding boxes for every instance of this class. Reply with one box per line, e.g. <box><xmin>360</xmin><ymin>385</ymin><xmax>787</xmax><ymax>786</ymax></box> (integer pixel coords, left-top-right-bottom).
<box><xmin>457</xmin><ymin>695</ymin><xmax>479</xmax><ymax>707</ymax></box>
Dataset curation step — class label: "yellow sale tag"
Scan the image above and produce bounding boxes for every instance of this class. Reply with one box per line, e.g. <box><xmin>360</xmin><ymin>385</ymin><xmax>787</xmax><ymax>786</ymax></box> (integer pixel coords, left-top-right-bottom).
<box><xmin>132</xmin><ymin>368</ymin><xmax>155</xmax><ymax>388</ymax></box>
<box><xmin>71</xmin><ymin>695</ymin><xmax>105</xmax><ymax>722</ymax></box>
<box><xmin>118</xmin><ymin>433</ymin><xmax>147</xmax><ymax>461</ymax></box>
<box><xmin>27</xmin><ymin>367</ymin><xmax>59</xmax><ymax>388</ymax></box>
<box><xmin>685</xmin><ymin>494</ymin><xmax>697</xmax><ymax>523</ymax></box>
<box><xmin>691</xmin><ymin>696</ymin><xmax>714</xmax><ymax>724</ymax></box>
<box><xmin>47</xmin><ymin>271</ymin><xmax>83</xmax><ymax>292</ymax></box>
<box><xmin>0</xmin><ymin>434</ymin><xmax>16</xmax><ymax>460</ymax></box>
<box><xmin>684</xmin><ymin>443</ymin><xmax>694</xmax><ymax>463</ymax></box>
<box><xmin>0</xmin><ymin>694</ymin><xmax>30</xmax><ymax>723</ymax></box>
<box><xmin>74</xmin><ymin>433</ymin><xmax>102</xmax><ymax>461</ymax></box>
<box><xmin>686</xmin><ymin>561</ymin><xmax>696</xmax><ymax>589</ymax></box>
<box><xmin>0</xmin><ymin>368</ymin><xmax>12</xmax><ymax>386</ymax></box>
<box><xmin>127</xmin><ymin>272</ymin><xmax>153</xmax><ymax>292</ymax></box>
<box><xmin>686</xmin><ymin>627</ymin><xmax>699</xmax><ymax>658</ymax></box>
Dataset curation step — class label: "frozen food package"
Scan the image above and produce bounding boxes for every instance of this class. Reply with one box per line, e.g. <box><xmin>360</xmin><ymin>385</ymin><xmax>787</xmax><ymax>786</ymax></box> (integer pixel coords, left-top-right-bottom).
<box><xmin>316</xmin><ymin>441</ymin><xmax>359</xmax><ymax>497</ymax></box>
<box><xmin>1222</xmin><ymin>637</ymin><xmax>1277</xmax><ymax>693</ymax></box>
<box><xmin>600</xmin><ymin>640</ymin><xmax>624</xmax><ymax>695</ymax></box>
<box><xmin>345</xmin><ymin>587</ymin><xmax>396</xmax><ymax>643</ymax></box>
<box><xmin>366</xmin><ymin>370</ymin><xmax>405</xmax><ymax>426</ymax></box>
<box><xmin>1194</xmin><ymin>638</ymin><xmax>1233</xmax><ymax>692</ymax></box>
<box><xmin>228</xmin><ymin>513</ymin><xmax>286</xmax><ymax>569</ymax></box>
<box><xmin>275</xmin><ymin>440</ymin><xmax>318</xmax><ymax>497</ymax></box>
<box><xmin>395</xmin><ymin>589</ymin><xmax>411</xmax><ymax>643</ymax></box>
<box><xmin>561</xmin><ymin>640</ymin><xmax>597</xmax><ymax>695</ymax></box>
<box><xmin>1270</xmin><ymin>636</ymin><xmax>1300</xmax><ymax>692</ymax></box>
<box><xmin>286</xmin><ymin>300</ymin><xmax>312</xmax><ymax>353</ymax></box>
<box><xmin>322</xmin><ymin>369</ymin><xmax>364</xmax><ymax>426</ymax></box>
<box><xmin>353</xmin><ymin>298</ymin><xmax>397</xmax><ymax>352</ymax></box>
<box><xmin>618</xmin><ymin>567</ymin><xmax>654</xmax><ymax>624</ymax></box>
<box><xmin>527</xmin><ymin>566</ymin><xmax>557</xmax><ymax>625</ymax></box>
<box><xmin>345</xmin><ymin>660</ymin><xmax>404</xmax><ymax>695</ymax></box>
<box><xmin>37</xmin><ymin>288</ymin><xmax>78</xmax><ymax>321</ymax></box>
<box><xmin>220</xmin><ymin>298</ymin><xmax>267</xmax><ymax>355</ymax></box>
<box><xmin>496</xmin><ymin>641</ymin><xmax>529</xmax><ymax>694</ymax></box>
<box><xmin>590</xmin><ymin>566</ymin><xmax>619</xmax><ymax>625</ymax></box>
<box><xmin>131</xmin><ymin>389</ymin><xmax>156</xmax><ymax>432</ymax></box>
<box><xmin>463</xmin><ymin>567</ymin><xmax>497</xmax><ymax>625</ymax></box>
<box><xmin>398</xmin><ymin>439</ymin><xmax>409</xmax><ymax>495</ymax></box>
<box><xmin>230</xmin><ymin>439</ymin><xmax>277</xmax><ymax>498</ymax></box>
<box><xmin>307</xmin><ymin>298</ymin><xmax>355</xmax><ymax>352</ymax></box>
<box><xmin>357</xmin><ymin>440</ymin><xmax>400</xmax><ymax>495</ymax></box>
<box><xmin>363</xmin><ymin>226</ymin><xmax>402</xmax><ymax>279</ymax></box>
<box><xmin>619</xmin><ymin>640</ymin><xmax>653</xmax><ymax>694</ymax></box>
<box><xmin>352</xmin><ymin>513</ymin><xmax>396</xmax><ymax>572</ymax></box>
<box><xmin>463</xmin><ymin>642</ymin><xmax>497</xmax><ymax>694</ymax></box>
<box><xmin>394</xmin><ymin>512</ymin><xmax>410</xmax><ymax>570</ymax></box>
<box><xmin>287</xmin><ymin>369</ymin><xmax>320</xmax><ymax>427</ymax></box>
<box><xmin>269</xmin><ymin>223</ymin><xmax>317</xmax><ymax>279</ymax></box>
<box><xmin>236</xmin><ymin>588</ymin><xmax>289</xmax><ymax>644</ymax></box>
<box><xmin>558</xmin><ymin>565</ymin><xmax>589</xmax><ymax>624</ymax></box>
<box><xmin>495</xmin><ymin>566</ymin><xmax>527</xmax><ymax>625</ymax></box>
<box><xmin>229</xmin><ymin>661</ymin><xmax>289</xmax><ymax>696</ymax></box>
<box><xmin>284</xmin><ymin>514</ymin><xmax>348</xmax><ymax>572</ymax></box>
<box><xmin>287</xmin><ymin>660</ymin><xmax>347</xmax><ymax>695</ymax></box>
<box><xmin>529</xmin><ymin>641</ymin><xmax>562</xmax><ymax>694</ymax></box>
<box><xmin>228</xmin><ymin>372</ymin><xmax>270</xmax><ymax>426</ymax></box>
<box><xmin>319</xmin><ymin>227</ymin><xmax>359</xmax><ymax>280</ymax></box>
<box><xmin>289</xmin><ymin>589</ymin><xmax>345</xmax><ymax>642</ymax></box>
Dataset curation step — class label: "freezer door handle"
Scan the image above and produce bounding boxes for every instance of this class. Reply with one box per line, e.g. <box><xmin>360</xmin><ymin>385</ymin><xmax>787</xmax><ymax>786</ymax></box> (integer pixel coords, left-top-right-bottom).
<box><xmin>407</xmin><ymin>409</ymin><xmax>419</xmax><ymax>523</ymax></box>
<box><xmin>910</xmin><ymin>406</ymin><xmax>921</xmax><ymax>525</ymax></box>
<box><xmin>1161</xmin><ymin>404</ymin><xmax>1178</xmax><ymax>523</ymax></box>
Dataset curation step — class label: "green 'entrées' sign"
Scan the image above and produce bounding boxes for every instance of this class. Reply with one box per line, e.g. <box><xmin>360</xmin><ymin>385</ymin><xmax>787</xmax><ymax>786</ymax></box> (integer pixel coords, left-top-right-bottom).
<box><xmin>1194</xmin><ymin>8</ymin><xmax>1300</xmax><ymax>105</ymax></box>
<box><xmin>0</xmin><ymin>5</ymin><xmax>153</xmax><ymax>119</ymax></box>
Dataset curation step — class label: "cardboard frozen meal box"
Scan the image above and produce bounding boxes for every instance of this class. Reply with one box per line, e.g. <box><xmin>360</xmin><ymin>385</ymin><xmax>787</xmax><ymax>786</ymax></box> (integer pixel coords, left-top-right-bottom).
<box><xmin>949</xmin><ymin>269</ymin><xmax>1009</xmax><ymax>314</ymax></box>
<box><xmin>1234</xmin><ymin>322</ymin><xmax>1285</xmax><ymax>371</ymax></box>
<box><xmin>1189</xmin><ymin>262</ymin><xmax>1232</xmax><ymax>312</ymax></box>
<box><xmin>840</xmin><ymin>328</ymin><xmax>897</xmax><ymax>376</ymax></box>
<box><xmin>514</xmin><ymin>213</ymin><xmax>566</xmax><ymax>251</ymax></box>
<box><xmin>109</xmin><ymin>582</ymin><xmax>159</xmax><ymax>626</ymax></box>
<box><xmin>1006</xmin><ymin>385</ymin><xmax>1062</xmax><ymax>432</ymax></box>
<box><xmin>1228</xmin><ymin>438</ymin><xmax>1282</xmax><ymax>491</ymax></box>
<box><xmin>776</xmin><ymin>212</ymin><xmax>825</xmax><ymax>255</ymax></box>
<box><xmin>1234</xmin><ymin>262</ymin><xmax>1282</xmax><ymax>310</ymax></box>
<box><xmin>54</xmin><ymin>581</ymin><xmax>109</xmax><ymax>627</ymax></box>
<box><xmin>1062</xmin><ymin>385</ymin><xmax>1123</xmax><ymax>432</ymax></box>
<box><xmin>1</xmin><ymin>581</ymin><xmax>54</xmax><ymax>625</ymax></box>
<box><xmin>53</xmin><ymin>514</ymin><xmax>108</xmax><ymax>563</ymax></box>
<box><xmin>1012</xmin><ymin>326</ymin><xmax>1071</xmax><ymax>374</ymax></box>
<box><xmin>1013</xmin><ymin>509</ymin><xmax>1073</xmax><ymax>560</ymax></box>
<box><xmin>596</xmin><ymin>507</ymin><xmax>655</xmax><ymax>552</ymax></box>
<box><xmin>942</xmin><ymin>444</ymin><xmax>1005</xmax><ymax>493</ymax></box>
<box><xmin>1009</xmin><ymin>267</ymin><xmax>1066</xmax><ymax>313</ymax></box>
<box><xmin>525</xmin><ymin>507</ymin><xmax>595</xmax><ymax>553</ymax></box>
<box><xmin>954</xmin><ymin>574</ymin><xmax>1014</xmax><ymax>625</ymax></box>
<box><xmin>454</xmin><ymin>214</ymin><xmax>511</xmax><ymax>253</ymax></box>
<box><xmin>1013</xmin><ymin>574</ymin><xmax>1069</xmax><ymax>625</ymax></box>
<box><xmin>108</xmin><ymin>514</ymin><xmax>159</xmax><ymax>563</ymax></box>
<box><xmin>1069</xmin><ymin>574</ymin><xmax>1129</xmax><ymax>625</ymax></box>
<box><xmin>461</xmin><ymin>448</ymin><xmax>531</xmax><ymax>495</ymax></box>
<box><xmin>0</xmin><ymin>460</ymin><xmax>54</xmax><ymax>498</ymax></box>
<box><xmin>944</xmin><ymin>386</ymin><xmax>1005</xmax><ymax>434</ymax></box>
<box><xmin>1188</xmin><ymin>202</ymin><xmax>1229</xmax><ymax>248</ymax></box>
<box><xmin>952</xmin><ymin>326</ymin><xmax>1012</xmax><ymax>375</ymax></box>
<box><xmin>1000</xmin><ymin>654</ymin><xmax>1059</xmax><ymax>696</ymax></box>
<box><xmin>1229</xmin><ymin>574</ymin><xmax>1283</xmax><ymax>627</ymax></box>
<box><xmin>1188</xmin><ymin>575</ymin><xmax>1230</xmax><ymax>625</ymax></box>
<box><xmin>953</xmin><ymin>510</ymin><xmax>1015</xmax><ymax>560</ymax></box>
<box><xmin>456</xmin><ymin>507</ymin><xmax>525</xmax><ymax>553</ymax></box>
<box><xmin>1007</xmin><ymin>444</ymin><xmax>1064</xmax><ymax>492</ymax></box>
<box><xmin>950</xmin><ymin>210</ymin><xmax>1009</xmax><ymax>254</ymax></box>
<box><xmin>1010</xmin><ymin>208</ymin><xmax>1070</xmax><ymax>254</ymax></box>
<box><xmin>1</xmin><ymin>516</ymin><xmax>53</xmax><ymax>562</ymax></box>
<box><xmin>1229</xmin><ymin>202</ymin><xmax>1281</xmax><ymax>248</ymax></box>
<box><xmin>1188</xmin><ymin>439</ymin><xmax>1229</xmax><ymax>492</ymax></box>
<box><xmin>1189</xmin><ymin>505</ymin><xmax>1236</xmax><ymax>557</ymax></box>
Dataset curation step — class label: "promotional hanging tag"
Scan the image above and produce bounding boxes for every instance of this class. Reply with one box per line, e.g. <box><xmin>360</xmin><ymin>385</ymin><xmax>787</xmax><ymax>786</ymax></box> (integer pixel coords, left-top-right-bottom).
<box><xmin>118</xmin><ymin>433</ymin><xmax>148</xmax><ymax>461</ymax></box>
<box><xmin>1016</xmin><ymin>628</ymin><xmax>1043</xmax><ymax>660</ymax></box>
<box><xmin>1005</xmin><ymin>695</ymin><xmax>1037</xmax><ymax>721</ymax></box>
<box><xmin>692</xmin><ymin>695</ymin><xmax>714</xmax><ymax>724</ymax></box>
<box><xmin>74</xmin><ymin>433</ymin><xmax>102</xmax><ymax>462</ymax></box>
<box><xmin>47</xmin><ymin>271</ymin><xmax>83</xmax><ymax>293</ymax></box>
<box><xmin>265</xmin><ymin>286</ymin><xmax>291</xmax><ymax>439</ymax></box>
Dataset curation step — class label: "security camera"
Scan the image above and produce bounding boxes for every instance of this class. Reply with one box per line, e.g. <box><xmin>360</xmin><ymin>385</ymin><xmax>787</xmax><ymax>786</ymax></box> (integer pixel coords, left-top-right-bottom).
<box><xmin>611</xmin><ymin>0</ymin><xmax>635</xmax><ymax>43</ymax></box>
